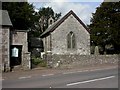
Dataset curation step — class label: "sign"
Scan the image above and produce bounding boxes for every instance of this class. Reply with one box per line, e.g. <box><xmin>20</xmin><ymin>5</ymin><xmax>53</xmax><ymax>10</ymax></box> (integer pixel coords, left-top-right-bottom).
<box><xmin>12</xmin><ymin>47</ymin><xmax>19</xmax><ymax>57</ymax></box>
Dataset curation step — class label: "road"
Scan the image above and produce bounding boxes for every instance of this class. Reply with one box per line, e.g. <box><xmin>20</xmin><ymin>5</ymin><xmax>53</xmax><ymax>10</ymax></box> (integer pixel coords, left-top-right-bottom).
<box><xmin>2</xmin><ymin>68</ymin><xmax>118</xmax><ymax>88</ymax></box>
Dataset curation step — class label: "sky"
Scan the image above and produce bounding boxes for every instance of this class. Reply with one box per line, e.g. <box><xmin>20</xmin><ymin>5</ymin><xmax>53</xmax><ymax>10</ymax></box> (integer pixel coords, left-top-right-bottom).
<box><xmin>28</xmin><ymin>0</ymin><xmax>104</xmax><ymax>25</ymax></box>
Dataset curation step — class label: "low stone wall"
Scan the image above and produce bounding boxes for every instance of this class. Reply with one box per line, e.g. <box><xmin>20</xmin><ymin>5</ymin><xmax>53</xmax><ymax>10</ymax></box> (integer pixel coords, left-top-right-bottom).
<box><xmin>22</xmin><ymin>52</ymin><xmax>31</xmax><ymax>70</ymax></box>
<box><xmin>6</xmin><ymin>52</ymin><xmax>31</xmax><ymax>71</ymax></box>
<box><xmin>45</xmin><ymin>54</ymin><xmax>119</xmax><ymax>68</ymax></box>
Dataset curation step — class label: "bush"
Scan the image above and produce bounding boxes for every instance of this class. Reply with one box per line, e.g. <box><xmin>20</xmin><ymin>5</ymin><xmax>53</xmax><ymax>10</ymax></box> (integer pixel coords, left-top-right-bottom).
<box><xmin>31</xmin><ymin>57</ymin><xmax>46</xmax><ymax>67</ymax></box>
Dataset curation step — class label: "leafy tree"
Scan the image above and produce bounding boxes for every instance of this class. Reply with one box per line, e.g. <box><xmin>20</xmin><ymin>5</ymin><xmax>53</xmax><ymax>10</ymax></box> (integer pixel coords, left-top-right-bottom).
<box><xmin>2</xmin><ymin>3</ymin><xmax>61</xmax><ymax>37</ymax></box>
<box><xmin>30</xmin><ymin>7</ymin><xmax>61</xmax><ymax>37</ymax></box>
<box><xmin>89</xmin><ymin>2</ymin><xmax>120</xmax><ymax>54</ymax></box>
<box><xmin>2</xmin><ymin>2</ymin><xmax>35</xmax><ymax>30</ymax></box>
<box><xmin>2</xmin><ymin>3</ymin><xmax>61</xmax><ymax>54</ymax></box>
<box><xmin>28</xmin><ymin>7</ymin><xmax>61</xmax><ymax>53</ymax></box>
<box><xmin>38</xmin><ymin>7</ymin><xmax>61</xmax><ymax>32</ymax></box>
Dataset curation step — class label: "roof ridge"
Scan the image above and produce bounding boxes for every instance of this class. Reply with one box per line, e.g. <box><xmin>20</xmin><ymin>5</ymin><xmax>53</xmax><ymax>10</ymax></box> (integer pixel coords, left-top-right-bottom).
<box><xmin>40</xmin><ymin>10</ymin><xmax>89</xmax><ymax>38</ymax></box>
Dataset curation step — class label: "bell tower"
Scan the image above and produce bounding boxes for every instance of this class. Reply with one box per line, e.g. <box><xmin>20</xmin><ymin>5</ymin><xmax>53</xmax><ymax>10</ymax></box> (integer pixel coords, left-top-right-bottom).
<box><xmin>48</xmin><ymin>17</ymin><xmax>54</xmax><ymax>27</ymax></box>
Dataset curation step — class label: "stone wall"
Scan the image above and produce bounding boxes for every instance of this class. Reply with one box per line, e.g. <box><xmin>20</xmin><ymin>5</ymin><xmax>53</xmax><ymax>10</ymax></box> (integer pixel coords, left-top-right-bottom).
<box><xmin>0</xmin><ymin>27</ymin><xmax>2</xmax><ymax>71</ymax></box>
<box><xmin>43</xmin><ymin>34</ymin><xmax>51</xmax><ymax>52</ymax></box>
<box><xmin>22</xmin><ymin>52</ymin><xmax>31</xmax><ymax>70</ymax></box>
<box><xmin>45</xmin><ymin>54</ymin><xmax>118</xmax><ymax>68</ymax></box>
<box><xmin>51</xmin><ymin>14</ymin><xmax>90</xmax><ymax>55</ymax></box>
<box><xmin>11</xmin><ymin>31</ymin><xmax>28</xmax><ymax>52</ymax></box>
<box><xmin>11</xmin><ymin>30</ymin><xmax>31</xmax><ymax>70</ymax></box>
<box><xmin>1</xmin><ymin>27</ymin><xmax>10</xmax><ymax>71</ymax></box>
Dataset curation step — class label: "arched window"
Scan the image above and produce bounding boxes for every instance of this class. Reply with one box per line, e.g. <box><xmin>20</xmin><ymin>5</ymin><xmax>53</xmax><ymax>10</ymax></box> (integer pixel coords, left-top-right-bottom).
<box><xmin>67</xmin><ymin>31</ymin><xmax>76</xmax><ymax>49</ymax></box>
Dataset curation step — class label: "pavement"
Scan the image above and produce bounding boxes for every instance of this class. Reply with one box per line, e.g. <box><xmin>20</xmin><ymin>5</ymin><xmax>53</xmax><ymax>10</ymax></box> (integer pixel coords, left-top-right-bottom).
<box><xmin>2</xmin><ymin>64</ymin><xmax>118</xmax><ymax>80</ymax></box>
<box><xmin>2</xmin><ymin>66</ymin><xmax>118</xmax><ymax>88</ymax></box>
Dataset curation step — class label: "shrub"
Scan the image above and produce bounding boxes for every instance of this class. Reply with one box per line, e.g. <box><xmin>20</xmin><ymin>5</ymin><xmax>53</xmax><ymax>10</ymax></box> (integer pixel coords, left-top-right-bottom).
<box><xmin>31</xmin><ymin>57</ymin><xmax>46</xmax><ymax>67</ymax></box>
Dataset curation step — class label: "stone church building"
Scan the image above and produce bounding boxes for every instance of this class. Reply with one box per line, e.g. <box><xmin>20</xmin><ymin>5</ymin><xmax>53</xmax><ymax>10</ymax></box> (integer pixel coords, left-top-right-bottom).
<box><xmin>0</xmin><ymin>10</ymin><xmax>30</xmax><ymax>71</ymax></box>
<box><xmin>0</xmin><ymin>10</ymin><xmax>90</xmax><ymax>71</ymax></box>
<box><xmin>40</xmin><ymin>10</ymin><xmax>90</xmax><ymax>55</ymax></box>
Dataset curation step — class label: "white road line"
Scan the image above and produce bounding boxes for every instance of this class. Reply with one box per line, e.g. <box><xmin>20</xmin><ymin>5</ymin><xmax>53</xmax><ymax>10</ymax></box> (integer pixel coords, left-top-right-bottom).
<box><xmin>42</xmin><ymin>74</ymin><xmax>54</xmax><ymax>77</ymax></box>
<box><xmin>63</xmin><ymin>67</ymin><xmax>117</xmax><ymax>75</ymax></box>
<box><xmin>18</xmin><ymin>76</ymin><xmax>31</xmax><ymax>79</ymax></box>
<box><xmin>89</xmin><ymin>67</ymin><xmax>116</xmax><ymax>72</ymax></box>
<box><xmin>77</xmin><ymin>70</ymin><xmax>89</xmax><ymax>73</ymax></box>
<box><xmin>67</xmin><ymin>76</ymin><xmax>115</xmax><ymax>86</ymax></box>
<box><xmin>63</xmin><ymin>70</ymin><xmax>89</xmax><ymax>74</ymax></box>
<box><xmin>91</xmin><ymin>67</ymin><xmax>116</xmax><ymax>72</ymax></box>
<box><xmin>63</xmin><ymin>71</ymin><xmax>77</xmax><ymax>75</ymax></box>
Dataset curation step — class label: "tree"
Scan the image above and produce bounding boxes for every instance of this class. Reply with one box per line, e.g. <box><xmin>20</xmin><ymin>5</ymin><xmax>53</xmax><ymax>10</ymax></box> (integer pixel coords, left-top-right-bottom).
<box><xmin>30</xmin><ymin>7</ymin><xmax>61</xmax><ymax>37</ymax></box>
<box><xmin>89</xmin><ymin>2</ymin><xmax>120</xmax><ymax>54</ymax></box>
<box><xmin>38</xmin><ymin>7</ymin><xmax>61</xmax><ymax>32</ymax></box>
<box><xmin>2</xmin><ymin>2</ymin><xmax>35</xmax><ymax>30</ymax></box>
<box><xmin>28</xmin><ymin>7</ymin><xmax>61</xmax><ymax>54</ymax></box>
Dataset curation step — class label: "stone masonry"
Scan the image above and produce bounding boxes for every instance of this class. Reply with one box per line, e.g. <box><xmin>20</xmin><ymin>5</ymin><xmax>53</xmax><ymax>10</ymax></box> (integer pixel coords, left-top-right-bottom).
<box><xmin>2</xmin><ymin>27</ymin><xmax>10</xmax><ymax>71</ymax></box>
<box><xmin>11</xmin><ymin>30</ymin><xmax>31</xmax><ymax>70</ymax></box>
<box><xmin>45</xmin><ymin>54</ymin><xmax>118</xmax><ymax>68</ymax></box>
<box><xmin>0</xmin><ymin>26</ymin><xmax>2</xmax><ymax>71</ymax></box>
<box><xmin>51</xmin><ymin>14</ymin><xmax>90</xmax><ymax>55</ymax></box>
<box><xmin>41</xmin><ymin>10</ymin><xmax>90</xmax><ymax>55</ymax></box>
<box><xmin>1</xmin><ymin>10</ymin><xmax>31</xmax><ymax>71</ymax></box>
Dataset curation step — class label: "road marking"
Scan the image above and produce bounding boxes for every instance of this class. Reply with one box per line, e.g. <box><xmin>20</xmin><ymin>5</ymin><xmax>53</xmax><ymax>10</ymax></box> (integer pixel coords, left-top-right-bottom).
<box><xmin>77</xmin><ymin>70</ymin><xmax>88</xmax><ymax>73</ymax></box>
<box><xmin>63</xmin><ymin>71</ymin><xmax>78</xmax><ymax>75</ymax></box>
<box><xmin>88</xmin><ymin>67</ymin><xmax>116</xmax><ymax>71</ymax></box>
<box><xmin>18</xmin><ymin>76</ymin><xmax>31</xmax><ymax>79</ymax></box>
<box><xmin>67</xmin><ymin>76</ymin><xmax>115</xmax><ymax>86</ymax></box>
<box><xmin>89</xmin><ymin>68</ymin><xmax>115</xmax><ymax>72</ymax></box>
<box><xmin>42</xmin><ymin>74</ymin><xmax>54</xmax><ymax>77</ymax></box>
<box><xmin>63</xmin><ymin>70</ymin><xmax>90</xmax><ymax>74</ymax></box>
<box><xmin>63</xmin><ymin>67</ymin><xmax>117</xmax><ymax>75</ymax></box>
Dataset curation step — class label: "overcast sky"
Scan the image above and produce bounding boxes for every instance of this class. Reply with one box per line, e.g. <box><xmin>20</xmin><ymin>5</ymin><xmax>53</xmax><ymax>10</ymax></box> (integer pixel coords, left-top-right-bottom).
<box><xmin>28</xmin><ymin>0</ymin><xmax>104</xmax><ymax>25</ymax></box>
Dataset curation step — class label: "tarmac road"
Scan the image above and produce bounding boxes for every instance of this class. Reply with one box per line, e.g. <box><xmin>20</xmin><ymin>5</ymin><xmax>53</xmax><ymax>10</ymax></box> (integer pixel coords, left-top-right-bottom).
<box><xmin>2</xmin><ymin>68</ymin><xmax>118</xmax><ymax>88</ymax></box>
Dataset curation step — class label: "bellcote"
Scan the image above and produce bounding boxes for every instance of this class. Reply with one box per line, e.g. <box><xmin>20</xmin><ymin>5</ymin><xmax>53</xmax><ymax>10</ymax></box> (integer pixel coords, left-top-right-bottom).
<box><xmin>48</xmin><ymin>17</ymin><xmax>54</xmax><ymax>27</ymax></box>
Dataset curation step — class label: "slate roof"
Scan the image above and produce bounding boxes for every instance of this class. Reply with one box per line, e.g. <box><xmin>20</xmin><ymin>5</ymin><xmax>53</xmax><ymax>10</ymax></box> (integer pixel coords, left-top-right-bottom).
<box><xmin>40</xmin><ymin>10</ymin><xmax>90</xmax><ymax>38</ymax></box>
<box><xmin>0</xmin><ymin>10</ymin><xmax>12</xmax><ymax>26</ymax></box>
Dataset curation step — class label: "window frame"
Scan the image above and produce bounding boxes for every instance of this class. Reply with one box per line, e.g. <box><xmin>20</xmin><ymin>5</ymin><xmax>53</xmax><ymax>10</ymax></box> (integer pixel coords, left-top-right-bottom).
<box><xmin>67</xmin><ymin>31</ymin><xmax>76</xmax><ymax>50</ymax></box>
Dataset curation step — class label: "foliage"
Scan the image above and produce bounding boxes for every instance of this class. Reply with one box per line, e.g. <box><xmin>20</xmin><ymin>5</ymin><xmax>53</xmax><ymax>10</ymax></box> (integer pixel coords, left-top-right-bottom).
<box><xmin>89</xmin><ymin>2</ymin><xmax>120</xmax><ymax>54</ymax></box>
<box><xmin>2</xmin><ymin>3</ymin><xmax>61</xmax><ymax>36</ymax></box>
<box><xmin>2</xmin><ymin>3</ymin><xmax>61</xmax><ymax>54</ymax></box>
<box><xmin>29</xmin><ymin>7</ymin><xmax>61</xmax><ymax>37</ymax></box>
<box><xmin>31</xmin><ymin>57</ymin><xmax>46</xmax><ymax>67</ymax></box>
<box><xmin>2</xmin><ymin>2</ymin><xmax>35</xmax><ymax>30</ymax></box>
<box><xmin>28</xmin><ymin>7</ymin><xmax>61</xmax><ymax>54</ymax></box>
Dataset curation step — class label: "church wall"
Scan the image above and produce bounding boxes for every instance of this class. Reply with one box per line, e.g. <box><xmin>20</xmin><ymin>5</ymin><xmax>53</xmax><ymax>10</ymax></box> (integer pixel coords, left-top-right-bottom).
<box><xmin>0</xmin><ymin>27</ymin><xmax>2</xmax><ymax>70</ymax></box>
<box><xmin>43</xmin><ymin>38</ymin><xmax>46</xmax><ymax>52</ymax></box>
<box><xmin>11</xmin><ymin>31</ymin><xmax>28</xmax><ymax>52</ymax></box>
<box><xmin>51</xmin><ymin>14</ymin><xmax>90</xmax><ymax>55</ymax></box>
<box><xmin>46</xmin><ymin>35</ymin><xmax>51</xmax><ymax>51</ymax></box>
<box><xmin>43</xmin><ymin>34</ymin><xmax>51</xmax><ymax>52</ymax></box>
<box><xmin>1</xmin><ymin>27</ymin><xmax>10</xmax><ymax>71</ymax></box>
<box><xmin>11</xmin><ymin>31</ymin><xmax>31</xmax><ymax>70</ymax></box>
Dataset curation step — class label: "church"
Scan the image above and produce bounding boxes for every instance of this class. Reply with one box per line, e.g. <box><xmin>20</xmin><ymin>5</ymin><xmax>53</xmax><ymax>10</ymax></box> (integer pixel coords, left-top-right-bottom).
<box><xmin>0</xmin><ymin>10</ymin><xmax>90</xmax><ymax>71</ymax></box>
<box><xmin>40</xmin><ymin>10</ymin><xmax>90</xmax><ymax>55</ymax></box>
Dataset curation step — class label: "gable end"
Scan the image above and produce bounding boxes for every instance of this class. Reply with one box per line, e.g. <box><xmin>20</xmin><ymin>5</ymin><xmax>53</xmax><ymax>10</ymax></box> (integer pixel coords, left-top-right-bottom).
<box><xmin>40</xmin><ymin>10</ymin><xmax>90</xmax><ymax>38</ymax></box>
